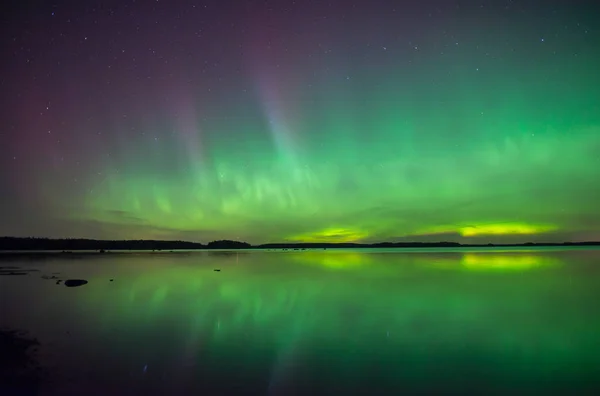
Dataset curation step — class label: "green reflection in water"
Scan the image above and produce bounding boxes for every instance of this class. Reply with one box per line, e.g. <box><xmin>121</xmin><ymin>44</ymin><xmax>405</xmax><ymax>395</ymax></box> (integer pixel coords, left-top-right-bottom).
<box><xmin>64</xmin><ymin>249</ymin><xmax>600</xmax><ymax>392</ymax></box>
<box><xmin>460</xmin><ymin>252</ymin><xmax>560</xmax><ymax>271</ymax></box>
<box><xmin>288</xmin><ymin>250</ymin><xmax>373</xmax><ymax>269</ymax></box>
<box><xmin>419</xmin><ymin>251</ymin><xmax>561</xmax><ymax>272</ymax></box>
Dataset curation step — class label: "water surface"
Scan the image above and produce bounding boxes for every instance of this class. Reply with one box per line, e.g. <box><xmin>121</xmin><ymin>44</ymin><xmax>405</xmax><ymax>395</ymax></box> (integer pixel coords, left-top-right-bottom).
<box><xmin>1</xmin><ymin>248</ymin><xmax>600</xmax><ymax>395</ymax></box>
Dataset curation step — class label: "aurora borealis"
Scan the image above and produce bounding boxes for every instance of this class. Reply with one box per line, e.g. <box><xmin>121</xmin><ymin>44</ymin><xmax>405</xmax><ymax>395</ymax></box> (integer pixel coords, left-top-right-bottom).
<box><xmin>2</xmin><ymin>1</ymin><xmax>599</xmax><ymax>244</ymax></box>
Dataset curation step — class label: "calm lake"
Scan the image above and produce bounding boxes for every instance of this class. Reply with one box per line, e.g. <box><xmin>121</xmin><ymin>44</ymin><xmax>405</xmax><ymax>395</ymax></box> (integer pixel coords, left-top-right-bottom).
<box><xmin>1</xmin><ymin>247</ymin><xmax>600</xmax><ymax>395</ymax></box>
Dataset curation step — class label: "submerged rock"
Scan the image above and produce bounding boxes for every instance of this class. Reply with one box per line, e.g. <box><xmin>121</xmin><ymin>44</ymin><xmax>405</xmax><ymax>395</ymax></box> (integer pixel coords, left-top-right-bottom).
<box><xmin>64</xmin><ymin>279</ymin><xmax>88</xmax><ymax>287</ymax></box>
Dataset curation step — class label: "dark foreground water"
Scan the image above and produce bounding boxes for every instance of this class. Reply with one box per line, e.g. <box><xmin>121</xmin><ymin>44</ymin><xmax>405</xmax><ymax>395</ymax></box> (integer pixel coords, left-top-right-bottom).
<box><xmin>1</xmin><ymin>248</ymin><xmax>600</xmax><ymax>395</ymax></box>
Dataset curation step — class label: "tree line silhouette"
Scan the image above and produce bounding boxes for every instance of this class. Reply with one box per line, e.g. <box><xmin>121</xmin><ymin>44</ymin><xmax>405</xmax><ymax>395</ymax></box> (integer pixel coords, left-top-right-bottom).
<box><xmin>0</xmin><ymin>237</ymin><xmax>248</xmax><ymax>251</ymax></box>
<box><xmin>0</xmin><ymin>236</ymin><xmax>598</xmax><ymax>251</ymax></box>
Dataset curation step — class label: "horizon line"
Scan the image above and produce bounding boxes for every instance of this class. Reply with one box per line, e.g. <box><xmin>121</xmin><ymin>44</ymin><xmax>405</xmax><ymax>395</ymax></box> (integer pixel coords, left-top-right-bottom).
<box><xmin>1</xmin><ymin>236</ymin><xmax>599</xmax><ymax>249</ymax></box>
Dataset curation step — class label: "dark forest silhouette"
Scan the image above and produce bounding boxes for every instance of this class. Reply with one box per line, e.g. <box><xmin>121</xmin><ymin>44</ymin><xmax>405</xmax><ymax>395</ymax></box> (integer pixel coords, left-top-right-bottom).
<box><xmin>0</xmin><ymin>236</ymin><xmax>598</xmax><ymax>252</ymax></box>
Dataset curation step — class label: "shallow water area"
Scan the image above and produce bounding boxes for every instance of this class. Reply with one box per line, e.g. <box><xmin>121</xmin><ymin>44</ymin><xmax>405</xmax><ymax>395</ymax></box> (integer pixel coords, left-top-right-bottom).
<box><xmin>1</xmin><ymin>247</ymin><xmax>600</xmax><ymax>395</ymax></box>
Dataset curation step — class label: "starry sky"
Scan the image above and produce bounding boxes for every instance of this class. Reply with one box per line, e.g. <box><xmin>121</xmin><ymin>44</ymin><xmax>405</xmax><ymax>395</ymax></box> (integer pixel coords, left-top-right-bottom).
<box><xmin>1</xmin><ymin>0</ymin><xmax>599</xmax><ymax>244</ymax></box>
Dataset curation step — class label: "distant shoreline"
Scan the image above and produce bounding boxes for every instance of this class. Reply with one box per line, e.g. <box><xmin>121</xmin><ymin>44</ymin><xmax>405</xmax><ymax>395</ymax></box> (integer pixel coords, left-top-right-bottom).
<box><xmin>0</xmin><ymin>236</ymin><xmax>598</xmax><ymax>253</ymax></box>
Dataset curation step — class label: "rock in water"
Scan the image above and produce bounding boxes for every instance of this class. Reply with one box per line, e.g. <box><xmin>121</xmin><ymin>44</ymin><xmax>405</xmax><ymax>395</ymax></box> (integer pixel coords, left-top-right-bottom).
<box><xmin>64</xmin><ymin>279</ymin><xmax>88</xmax><ymax>287</ymax></box>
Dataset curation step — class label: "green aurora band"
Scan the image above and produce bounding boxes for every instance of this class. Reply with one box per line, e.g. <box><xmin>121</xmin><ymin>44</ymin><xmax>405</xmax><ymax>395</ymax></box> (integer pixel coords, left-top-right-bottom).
<box><xmin>76</xmin><ymin>82</ymin><xmax>600</xmax><ymax>244</ymax></box>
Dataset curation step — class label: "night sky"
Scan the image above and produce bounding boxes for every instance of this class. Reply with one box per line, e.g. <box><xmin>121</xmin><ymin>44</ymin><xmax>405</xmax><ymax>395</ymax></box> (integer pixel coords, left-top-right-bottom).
<box><xmin>1</xmin><ymin>1</ymin><xmax>599</xmax><ymax>244</ymax></box>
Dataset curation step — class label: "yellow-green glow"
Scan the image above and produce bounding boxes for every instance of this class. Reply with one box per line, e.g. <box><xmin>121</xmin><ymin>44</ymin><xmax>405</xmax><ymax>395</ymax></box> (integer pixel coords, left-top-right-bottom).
<box><xmin>287</xmin><ymin>228</ymin><xmax>369</xmax><ymax>243</ymax></box>
<box><xmin>459</xmin><ymin>223</ymin><xmax>557</xmax><ymax>237</ymax></box>
<box><xmin>417</xmin><ymin>222</ymin><xmax>558</xmax><ymax>240</ymax></box>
